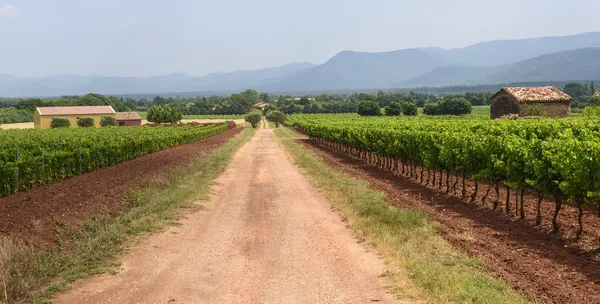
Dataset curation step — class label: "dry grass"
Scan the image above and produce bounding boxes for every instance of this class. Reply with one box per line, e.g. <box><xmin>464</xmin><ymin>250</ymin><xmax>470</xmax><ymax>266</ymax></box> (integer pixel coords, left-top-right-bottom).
<box><xmin>0</xmin><ymin>237</ymin><xmax>39</xmax><ymax>304</ymax></box>
<box><xmin>0</xmin><ymin>122</ymin><xmax>34</xmax><ymax>129</ymax></box>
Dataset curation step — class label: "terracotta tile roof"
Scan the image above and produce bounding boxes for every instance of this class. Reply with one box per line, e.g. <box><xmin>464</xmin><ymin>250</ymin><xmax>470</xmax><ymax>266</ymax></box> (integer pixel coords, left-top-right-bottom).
<box><xmin>493</xmin><ymin>86</ymin><xmax>573</xmax><ymax>103</ymax></box>
<box><xmin>37</xmin><ymin>106</ymin><xmax>116</xmax><ymax>116</ymax></box>
<box><xmin>115</xmin><ymin>112</ymin><xmax>142</xmax><ymax>121</ymax></box>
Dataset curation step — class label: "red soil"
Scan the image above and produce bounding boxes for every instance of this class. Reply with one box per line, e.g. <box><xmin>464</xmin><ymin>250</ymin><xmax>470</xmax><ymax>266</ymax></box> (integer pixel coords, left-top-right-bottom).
<box><xmin>303</xmin><ymin>139</ymin><xmax>600</xmax><ymax>304</ymax></box>
<box><xmin>0</xmin><ymin>127</ymin><xmax>241</xmax><ymax>248</ymax></box>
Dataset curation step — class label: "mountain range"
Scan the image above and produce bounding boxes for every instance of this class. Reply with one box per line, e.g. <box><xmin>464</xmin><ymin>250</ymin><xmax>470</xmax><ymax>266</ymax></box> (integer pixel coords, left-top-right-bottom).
<box><xmin>2</xmin><ymin>32</ymin><xmax>600</xmax><ymax>97</ymax></box>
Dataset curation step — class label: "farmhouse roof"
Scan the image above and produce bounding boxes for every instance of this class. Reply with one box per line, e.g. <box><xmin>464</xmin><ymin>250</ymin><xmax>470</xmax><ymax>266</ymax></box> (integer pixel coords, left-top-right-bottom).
<box><xmin>491</xmin><ymin>86</ymin><xmax>573</xmax><ymax>103</ymax></box>
<box><xmin>594</xmin><ymin>91</ymin><xmax>600</xmax><ymax>98</ymax></box>
<box><xmin>115</xmin><ymin>112</ymin><xmax>142</xmax><ymax>121</ymax></box>
<box><xmin>37</xmin><ymin>106</ymin><xmax>116</xmax><ymax>116</ymax></box>
<box><xmin>253</xmin><ymin>102</ymin><xmax>275</xmax><ymax>108</ymax></box>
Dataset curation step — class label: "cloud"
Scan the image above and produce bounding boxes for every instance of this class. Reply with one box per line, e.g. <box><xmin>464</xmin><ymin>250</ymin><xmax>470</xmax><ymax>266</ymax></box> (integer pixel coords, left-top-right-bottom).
<box><xmin>0</xmin><ymin>4</ymin><xmax>20</xmax><ymax>17</ymax></box>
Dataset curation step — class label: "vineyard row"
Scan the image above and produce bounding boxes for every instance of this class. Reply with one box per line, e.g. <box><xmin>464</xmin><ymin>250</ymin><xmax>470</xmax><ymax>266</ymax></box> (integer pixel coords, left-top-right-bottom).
<box><xmin>0</xmin><ymin>124</ymin><xmax>229</xmax><ymax>196</ymax></box>
<box><xmin>288</xmin><ymin>114</ymin><xmax>600</xmax><ymax>237</ymax></box>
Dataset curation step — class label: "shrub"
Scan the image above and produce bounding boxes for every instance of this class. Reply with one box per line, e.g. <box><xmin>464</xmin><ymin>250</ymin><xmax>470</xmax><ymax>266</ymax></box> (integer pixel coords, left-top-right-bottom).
<box><xmin>100</xmin><ymin>116</ymin><xmax>118</xmax><ymax>127</ymax></box>
<box><xmin>423</xmin><ymin>103</ymin><xmax>439</xmax><ymax>115</ymax></box>
<box><xmin>584</xmin><ymin>105</ymin><xmax>600</xmax><ymax>118</ymax></box>
<box><xmin>244</xmin><ymin>112</ymin><xmax>262</xmax><ymax>128</ymax></box>
<box><xmin>262</xmin><ymin>105</ymin><xmax>277</xmax><ymax>116</ymax></box>
<box><xmin>402</xmin><ymin>102</ymin><xmax>418</xmax><ymax>116</ymax></box>
<box><xmin>358</xmin><ymin>101</ymin><xmax>381</xmax><ymax>116</ymax></box>
<box><xmin>147</xmin><ymin>105</ymin><xmax>183</xmax><ymax>124</ymax></box>
<box><xmin>76</xmin><ymin>117</ymin><xmax>95</xmax><ymax>128</ymax></box>
<box><xmin>266</xmin><ymin>110</ymin><xmax>286</xmax><ymax>128</ymax></box>
<box><xmin>589</xmin><ymin>96</ymin><xmax>600</xmax><ymax>107</ymax></box>
<box><xmin>0</xmin><ymin>108</ymin><xmax>33</xmax><ymax>124</ymax></box>
<box><xmin>384</xmin><ymin>102</ymin><xmax>402</xmax><ymax>116</ymax></box>
<box><xmin>438</xmin><ymin>98</ymin><xmax>472</xmax><ymax>115</ymax></box>
<box><xmin>424</xmin><ymin>98</ymin><xmax>472</xmax><ymax>116</ymax></box>
<box><xmin>50</xmin><ymin>117</ymin><xmax>71</xmax><ymax>128</ymax></box>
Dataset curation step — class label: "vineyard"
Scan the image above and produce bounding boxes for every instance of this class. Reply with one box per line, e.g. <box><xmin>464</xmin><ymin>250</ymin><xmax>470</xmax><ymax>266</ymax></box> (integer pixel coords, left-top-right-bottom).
<box><xmin>0</xmin><ymin>124</ymin><xmax>229</xmax><ymax>196</ymax></box>
<box><xmin>287</xmin><ymin>114</ymin><xmax>600</xmax><ymax>238</ymax></box>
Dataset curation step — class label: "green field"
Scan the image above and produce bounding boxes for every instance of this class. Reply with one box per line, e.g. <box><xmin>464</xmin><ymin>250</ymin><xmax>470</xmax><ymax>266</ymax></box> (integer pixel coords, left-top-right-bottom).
<box><xmin>287</xmin><ymin>113</ymin><xmax>600</xmax><ymax>235</ymax></box>
<box><xmin>416</xmin><ymin>105</ymin><xmax>490</xmax><ymax>118</ymax></box>
<box><xmin>0</xmin><ymin>124</ymin><xmax>228</xmax><ymax>196</ymax></box>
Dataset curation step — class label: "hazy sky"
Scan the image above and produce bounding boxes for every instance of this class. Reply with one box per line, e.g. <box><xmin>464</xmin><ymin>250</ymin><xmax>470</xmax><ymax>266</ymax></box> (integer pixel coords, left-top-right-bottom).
<box><xmin>1</xmin><ymin>0</ymin><xmax>599</xmax><ymax>77</ymax></box>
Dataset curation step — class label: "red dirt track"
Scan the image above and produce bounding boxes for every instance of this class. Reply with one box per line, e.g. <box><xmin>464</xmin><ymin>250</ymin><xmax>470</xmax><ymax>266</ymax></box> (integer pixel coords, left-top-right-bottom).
<box><xmin>0</xmin><ymin>127</ymin><xmax>241</xmax><ymax>247</ymax></box>
<box><xmin>302</xmin><ymin>139</ymin><xmax>600</xmax><ymax>304</ymax></box>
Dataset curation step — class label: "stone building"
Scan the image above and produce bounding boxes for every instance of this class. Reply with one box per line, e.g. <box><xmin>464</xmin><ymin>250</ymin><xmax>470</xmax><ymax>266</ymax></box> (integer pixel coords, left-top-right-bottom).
<box><xmin>489</xmin><ymin>86</ymin><xmax>573</xmax><ymax>119</ymax></box>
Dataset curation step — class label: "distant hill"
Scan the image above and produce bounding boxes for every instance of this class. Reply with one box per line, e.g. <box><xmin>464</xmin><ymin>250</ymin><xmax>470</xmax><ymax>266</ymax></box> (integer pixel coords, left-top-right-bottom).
<box><xmin>3</xmin><ymin>32</ymin><xmax>600</xmax><ymax>97</ymax></box>
<box><xmin>399</xmin><ymin>66</ymin><xmax>508</xmax><ymax>87</ymax></box>
<box><xmin>477</xmin><ymin>48</ymin><xmax>600</xmax><ymax>84</ymax></box>
<box><xmin>0</xmin><ymin>63</ymin><xmax>317</xmax><ymax>97</ymax></box>
<box><xmin>266</xmin><ymin>32</ymin><xmax>600</xmax><ymax>91</ymax></box>
<box><xmin>419</xmin><ymin>32</ymin><xmax>600</xmax><ymax>67</ymax></box>
<box><xmin>261</xmin><ymin>49</ymin><xmax>450</xmax><ymax>91</ymax></box>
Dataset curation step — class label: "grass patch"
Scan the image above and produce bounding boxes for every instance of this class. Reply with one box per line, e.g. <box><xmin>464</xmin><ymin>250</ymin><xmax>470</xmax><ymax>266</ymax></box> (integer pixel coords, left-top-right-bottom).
<box><xmin>274</xmin><ymin>126</ymin><xmax>528</xmax><ymax>304</ymax></box>
<box><xmin>1</xmin><ymin>127</ymin><xmax>255</xmax><ymax>304</ymax></box>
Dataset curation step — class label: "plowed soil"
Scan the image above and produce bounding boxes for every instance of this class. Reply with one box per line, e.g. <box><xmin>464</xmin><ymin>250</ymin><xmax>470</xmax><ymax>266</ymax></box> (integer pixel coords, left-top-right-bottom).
<box><xmin>0</xmin><ymin>127</ymin><xmax>241</xmax><ymax>248</ymax></box>
<box><xmin>302</xmin><ymin>139</ymin><xmax>600</xmax><ymax>304</ymax></box>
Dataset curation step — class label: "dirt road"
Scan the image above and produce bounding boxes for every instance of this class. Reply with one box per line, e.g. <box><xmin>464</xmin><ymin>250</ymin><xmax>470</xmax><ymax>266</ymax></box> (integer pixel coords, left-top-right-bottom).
<box><xmin>55</xmin><ymin>122</ymin><xmax>400</xmax><ymax>304</ymax></box>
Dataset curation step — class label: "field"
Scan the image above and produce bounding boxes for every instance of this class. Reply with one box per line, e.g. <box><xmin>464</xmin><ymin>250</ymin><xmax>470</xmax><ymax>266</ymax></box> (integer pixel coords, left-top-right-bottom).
<box><xmin>5</xmin><ymin>107</ymin><xmax>600</xmax><ymax>303</ymax></box>
<box><xmin>288</xmin><ymin>114</ymin><xmax>600</xmax><ymax>233</ymax></box>
<box><xmin>286</xmin><ymin>113</ymin><xmax>600</xmax><ymax>302</ymax></box>
<box><xmin>0</xmin><ymin>124</ymin><xmax>229</xmax><ymax>196</ymax></box>
<box><xmin>417</xmin><ymin>105</ymin><xmax>490</xmax><ymax>117</ymax></box>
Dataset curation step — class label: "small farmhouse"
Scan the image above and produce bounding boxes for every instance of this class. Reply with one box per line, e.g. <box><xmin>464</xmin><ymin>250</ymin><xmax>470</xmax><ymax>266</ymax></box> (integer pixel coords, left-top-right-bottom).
<box><xmin>115</xmin><ymin>112</ymin><xmax>142</xmax><ymax>127</ymax></box>
<box><xmin>34</xmin><ymin>106</ymin><xmax>116</xmax><ymax>129</ymax></box>
<box><xmin>253</xmin><ymin>102</ymin><xmax>275</xmax><ymax>111</ymax></box>
<box><xmin>489</xmin><ymin>87</ymin><xmax>573</xmax><ymax>119</ymax></box>
<box><xmin>594</xmin><ymin>92</ymin><xmax>600</xmax><ymax>98</ymax></box>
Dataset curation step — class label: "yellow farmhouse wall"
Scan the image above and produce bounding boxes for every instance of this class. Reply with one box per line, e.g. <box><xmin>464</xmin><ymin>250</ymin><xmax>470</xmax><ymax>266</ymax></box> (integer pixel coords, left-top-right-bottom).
<box><xmin>34</xmin><ymin>112</ymin><xmax>116</xmax><ymax>129</ymax></box>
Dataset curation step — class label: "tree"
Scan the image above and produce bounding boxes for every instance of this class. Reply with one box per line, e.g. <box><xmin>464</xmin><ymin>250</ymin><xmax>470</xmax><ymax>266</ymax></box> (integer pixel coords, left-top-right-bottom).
<box><xmin>310</xmin><ymin>103</ymin><xmax>323</xmax><ymax>113</ymax></box>
<box><xmin>564</xmin><ymin>83</ymin><xmax>590</xmax><ymax>98</ymax></box>
<box><xmin>266</xmin><ymin>110</ymin><xmax>286</xmax><ymax>128</ymax></box>
<box><xmin>592</xmin><ymin>81</ymin><xmax>596</xmax><ymax>95</ymax></box>
<box><xmin>384</xmin><ymin>102</ymin><xmax>402</xmax><ymax>116</ymax></box>
<box><xmin>357</xmin><ymin>101</ymin><xmax>381</xmax><ymax>116</ymax></box>
<box><xmin>152</xmin><ymin>96</ymin><xmax>168</xmax><ymax>106</ymax></box>
<box><xmin>402</xmin><ymin>102</ymin><xmax>418</xmax><ymax>116</ymax></box>
<box><xmin>298</xmin><ymin>97</ymin><xmax>310</xmax><ymax>105</ymax></box>
<box><xmin>262</xmin><ymin>105</ymin><xmax>276</xmax><ymax>116</ymax></box>
<box><xmin>423</xmin><ymin>103</ymin><xmax>439</xmax><ymax>115</ymax></box>
<box><xmin>80</xmin><ymin>93</ymin><xmax>109</xmax><ymax>106</ymax></box>
<box><xmin>259</xmin><ymin>92</ymin><xmax>271</xmax><ymax>102</ymax></box>
<box><xmin>77</xmin><ymin>117</ymin><xmax>95</xmax><ymax>127</ymax></box>
<box><xmin>14</xmin><ymin>98</ymin><xmax>44</xmax><ymax>111</ymax></box>
<box><xmin>50</xmin><ymin>117</ymin><xmax>71</xmax><ymax>128</ymax></box>
<box><xmin>244</xmin><ymin>112</ymin><xmax>262</xmax><ymax>128</ymax></box>
<box><xmin>589</xmin><ymin>96</ymin><xmax>600</xmax><ymax>107</ymax></box>
<box><xmin>423</xmin><ymin>98</ymin><xmax>471</xmax><ymax>115</ymax></box>
<box><xmin>241</xmin><ymin>89</ymin><xmax>259</xmax><ymax>105</ymax></box>
<box><xmin>100</xmin><ymin>116</ymin><xmax>118</xmax><ymax>127</ymax></box>
<box><xmin>147</xmin><ymin>105</ymin><xmax>182</xmax><ymax>123</ymax></box>
<box><xmin>358</xmin><ymin>93</ymin><xmax>377</xmax><ymax>101</ymax></box>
